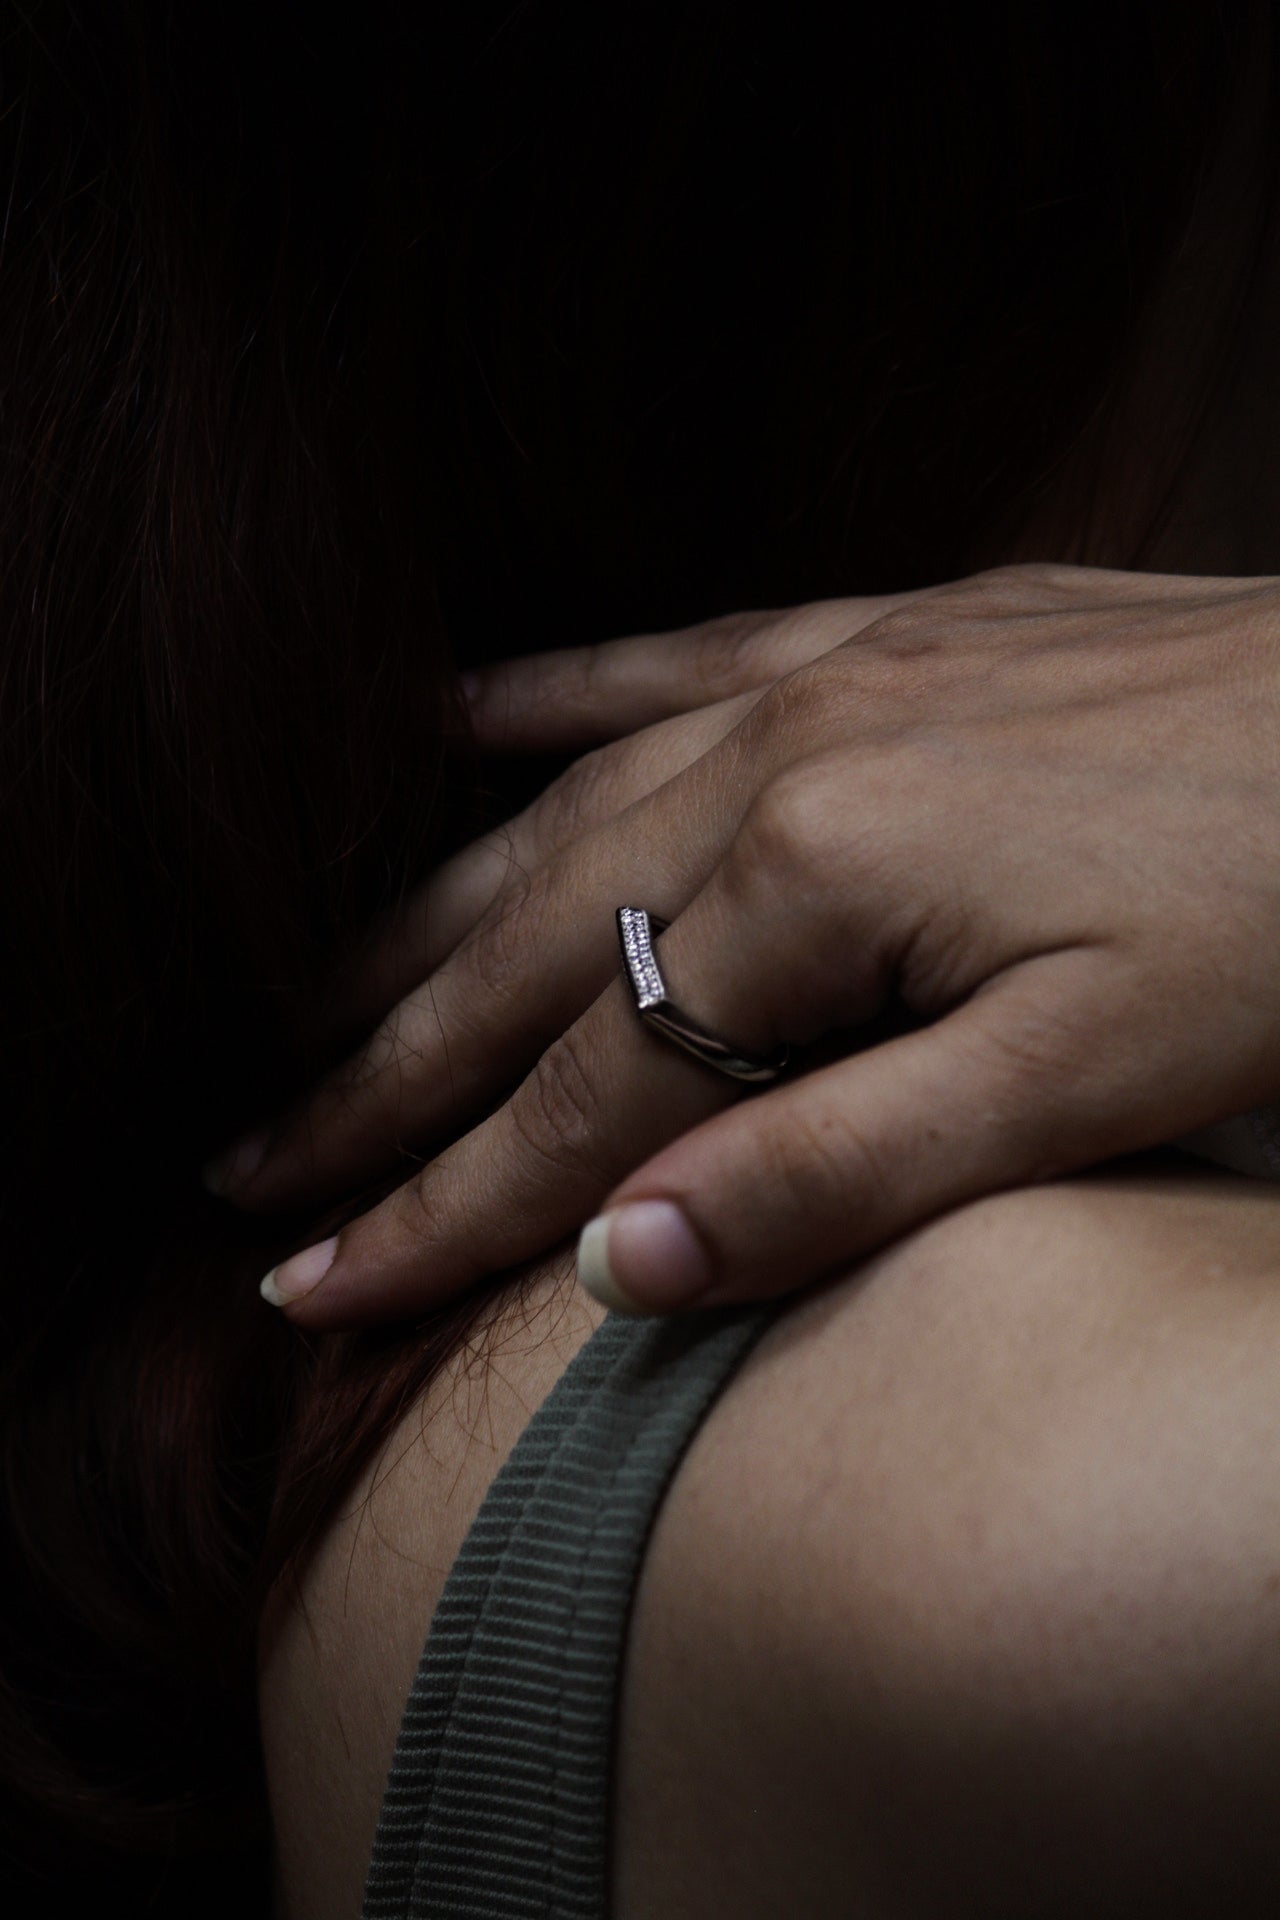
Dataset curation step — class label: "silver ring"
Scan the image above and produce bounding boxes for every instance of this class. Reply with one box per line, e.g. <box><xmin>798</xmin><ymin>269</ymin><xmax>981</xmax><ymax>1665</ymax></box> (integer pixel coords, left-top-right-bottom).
<box><xmin>616</xmin><ymin>906</ymin><xmax>791</xmax><ymax>1085</ymax></box>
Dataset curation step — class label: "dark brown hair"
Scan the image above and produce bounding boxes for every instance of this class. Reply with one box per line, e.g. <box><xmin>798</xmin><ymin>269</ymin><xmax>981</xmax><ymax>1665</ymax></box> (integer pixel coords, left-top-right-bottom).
<box><xmin>1</xmin><ymin>1</ymin><xmax>1273</xmax><ymax>1907</ymax></box>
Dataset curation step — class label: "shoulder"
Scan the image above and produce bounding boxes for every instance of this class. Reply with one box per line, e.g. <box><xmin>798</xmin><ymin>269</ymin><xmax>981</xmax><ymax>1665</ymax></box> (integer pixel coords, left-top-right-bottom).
<box><xmin>611</xmin><ymin>1156</ymin><xmax>1280</xmax><ymax>1917</ymax></box>
<box><xmin>258</xmin><ymin>1251</ymin><xmax>607</xmax><ymax>1920</ymax></box>
<box><xmin>261</xmin><ymin>1160</ymin><xmax>1280</xmax><ymax>1919</ymax></box>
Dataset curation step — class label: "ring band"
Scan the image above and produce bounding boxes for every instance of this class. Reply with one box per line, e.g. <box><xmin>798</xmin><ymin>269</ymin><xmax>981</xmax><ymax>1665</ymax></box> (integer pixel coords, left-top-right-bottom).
<box><xmin>616</xmin><ymin>906</ymin><xmax>790</xmax><ymax>1085</ymax></box>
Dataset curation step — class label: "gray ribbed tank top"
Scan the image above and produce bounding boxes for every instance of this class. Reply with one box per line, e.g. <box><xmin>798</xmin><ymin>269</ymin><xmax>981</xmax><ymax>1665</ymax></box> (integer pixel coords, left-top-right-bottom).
<box><xmin>361</xmin><ymin>1303</ymin><xmax>775</xmax><ymax>1919</ymax></box>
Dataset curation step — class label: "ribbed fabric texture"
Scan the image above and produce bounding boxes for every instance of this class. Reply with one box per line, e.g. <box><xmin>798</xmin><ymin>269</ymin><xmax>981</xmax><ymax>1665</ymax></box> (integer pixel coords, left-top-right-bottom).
<box><xmin>361</xmin><ymin>1303</ymin><xmax>775</xmax><ymax>1919</ymax></box>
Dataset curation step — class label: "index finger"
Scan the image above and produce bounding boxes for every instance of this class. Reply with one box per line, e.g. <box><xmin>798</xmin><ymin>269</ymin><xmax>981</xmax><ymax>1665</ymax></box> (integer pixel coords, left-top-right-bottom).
<box><xmin>280</xmin><ymin>691</ymin><xmax>759</xmax><ymax>1066</ymax></box>
<box><xmin>203</xmin><ymin>734</ymin><xmax>747</xmax><ymax>1210</ymax></box>
<box><xmin>466</xmin><ymin>593</ymin><xmax>922</xmax><ymax>751</ymax></box>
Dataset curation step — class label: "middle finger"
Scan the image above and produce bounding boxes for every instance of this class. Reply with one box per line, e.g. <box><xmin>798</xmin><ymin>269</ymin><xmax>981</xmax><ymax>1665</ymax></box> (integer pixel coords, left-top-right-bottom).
<box><xmin>322</xmin><ymin>688</ymin><xmax>760</xmax><ymax>1042</ymax></box>
<box><xmin>255</xmin><ymin>812</ymin><xmax>896</xmax><ymax>1327</ymax></box>
<box><xmin>225</xmin><ymin>722</ymin><xmax>761</xmax><ymax>1210</ymax></box>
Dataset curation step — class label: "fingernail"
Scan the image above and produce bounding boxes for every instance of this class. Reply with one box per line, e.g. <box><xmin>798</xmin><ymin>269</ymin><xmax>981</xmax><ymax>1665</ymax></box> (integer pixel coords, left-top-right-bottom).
<box><xmin>202</xmin><ymin>1126</ymin><xmax>273</xmax><ymax>1198</ymax></box>
<box><xmin>576</xmin><ymin>1202</ymin><xmax>713</xmax><ymax>1315</ymax></box>
<box><xmin>260</xmin><ymin>1235</ymin><xmax>339</xmax><ymax>1308</ymax></box>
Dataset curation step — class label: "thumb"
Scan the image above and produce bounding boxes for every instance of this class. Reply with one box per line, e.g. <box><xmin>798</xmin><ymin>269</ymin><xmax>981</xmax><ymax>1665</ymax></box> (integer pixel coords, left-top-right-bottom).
<box><xmin>573</xmin><ymin>952</ymin><xmax>1173</xmax><ymax>1315</ymax></box>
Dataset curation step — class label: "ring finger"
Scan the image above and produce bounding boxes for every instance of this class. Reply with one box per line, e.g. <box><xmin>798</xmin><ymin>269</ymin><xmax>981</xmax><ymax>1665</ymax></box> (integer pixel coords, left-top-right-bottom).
<box><xmin>255</xmin><ymin>815</ymin><xmax>898</xmax><ymax>1324</ymax></box>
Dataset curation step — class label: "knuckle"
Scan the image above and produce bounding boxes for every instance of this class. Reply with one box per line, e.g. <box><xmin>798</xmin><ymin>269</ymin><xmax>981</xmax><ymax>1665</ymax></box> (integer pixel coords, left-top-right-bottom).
<box><xmin>526</xmin><ymin>642</ymin><xmax>611</xmax><ymax>717</ymax></box>
<box><xmin>960</xmin><ymin>562</ymin><xmax>1033</xmax><ymax>598</ymax></box>
<box><xmin>465</xmin><ymin>872</ymin><xmax>544</xmax><ymax>1008</ymax></box>
<box><xmin>576</xmin><ymin>640</ymin><xmax>612</xmax><ymax>703</ymax></box>
<box><xmin>835</xmin><ymin>1117</ymin><xmax>899</xmax><ymax>1218</ymax></box>
<box><xmin>508</xmin><ymin>1028</ymin><xmax>608</xmax><ymax>1179</ymax></box>
<box><xmin>389</xmin><ymin>1159</ymin><xmax>441</xmax><ymax>1246</ymax></box>
<box><xmin>693</xmin><ymin>611</ymin><xmax>777</xmax><ymax>700</ymax></box>
<box><xmin>533</xmin><ymin>746</ymin><xmax>617</xmax><ymax>852</ymax></box>
<box><xmin>761</xmin><ymin>1103</ymin><xmax>897</xmax><ymax>1224</ymax></box>
<box><xmin>733</xmin><ymin>763</ymin><xmax>834</xmax><ymax>890</ymax></box>
<box><xmin>980</xmin><ymin>1000</ymin><xmax>1085</xmax><ymax>1107</ymax></box>
<box><xmin>740</xmin><ymin>659</ymin><xmax>824</xmax><ymax>746</ymax></box>
<box><xmin>944</xmin><ymin>561</ymin><xmax>1076</xmax><ymax>618</ymax></box>
<box><xmin>865</xmin><ymin>569</ymin><xmax>1048</xmax><ymax>660</ymax></box>
<box><xmin>863</xmin><ymin>599</ymin><xmax>957</xmax><ymax>665</ymax></box>
<box><xmin>353</xmin><ymin>1007</ymin><xmax>424</xmax><ymax>1094</ymax></box>
<box><xmin>317</xmin><ymin>1008</ymin><xmax>432</xmax><ymax>1137</ymax></box>
<box><xmin>979</xmin><ymin>558</ymin><xmax>1078</xmax><ymax>597</ymax></box>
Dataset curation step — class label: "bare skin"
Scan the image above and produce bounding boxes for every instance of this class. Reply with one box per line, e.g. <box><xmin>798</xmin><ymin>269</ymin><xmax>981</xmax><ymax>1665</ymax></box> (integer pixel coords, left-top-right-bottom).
<box><xmin>260</xmin><ymin>1156</ymin><xmax>1280</xmax><ymax>1917</ymax></box>
<box><xmin>260</xmin><ymin>1260</ymin><xmax>605</xmax><ymax>1920</ymax></box>
<box><xmin>258</xmin><ymin>40</ymin><xmax>1280</xmax><ymax>1918</ymax></box>
<box><xmin>212</xmin><ymin>40</ymin><xmax>1280</xmax><ymax>1338</ymax></box>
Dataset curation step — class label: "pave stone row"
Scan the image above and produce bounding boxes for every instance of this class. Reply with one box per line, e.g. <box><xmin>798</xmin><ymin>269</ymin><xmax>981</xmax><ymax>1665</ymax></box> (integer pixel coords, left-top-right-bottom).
<box><xmin>618</xmin><ymin>907</ymin><xmax>666</xmax><ymax>1010</ymax></box>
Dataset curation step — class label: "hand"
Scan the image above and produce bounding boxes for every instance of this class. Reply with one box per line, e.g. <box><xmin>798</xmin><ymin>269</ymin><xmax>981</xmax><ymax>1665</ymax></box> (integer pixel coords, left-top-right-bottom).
<box><xmin>205</xmin><ymin>564</ymin><xmax>1280</xmax><ymax>1325</ymax></box>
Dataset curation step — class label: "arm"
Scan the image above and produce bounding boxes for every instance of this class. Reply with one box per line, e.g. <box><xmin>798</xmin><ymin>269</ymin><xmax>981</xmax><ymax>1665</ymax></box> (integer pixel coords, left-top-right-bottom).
<box><xmin>615</xmin><ymin>1158</ymin><xmax>1280</xmax><ymax>1917</ymax></box>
